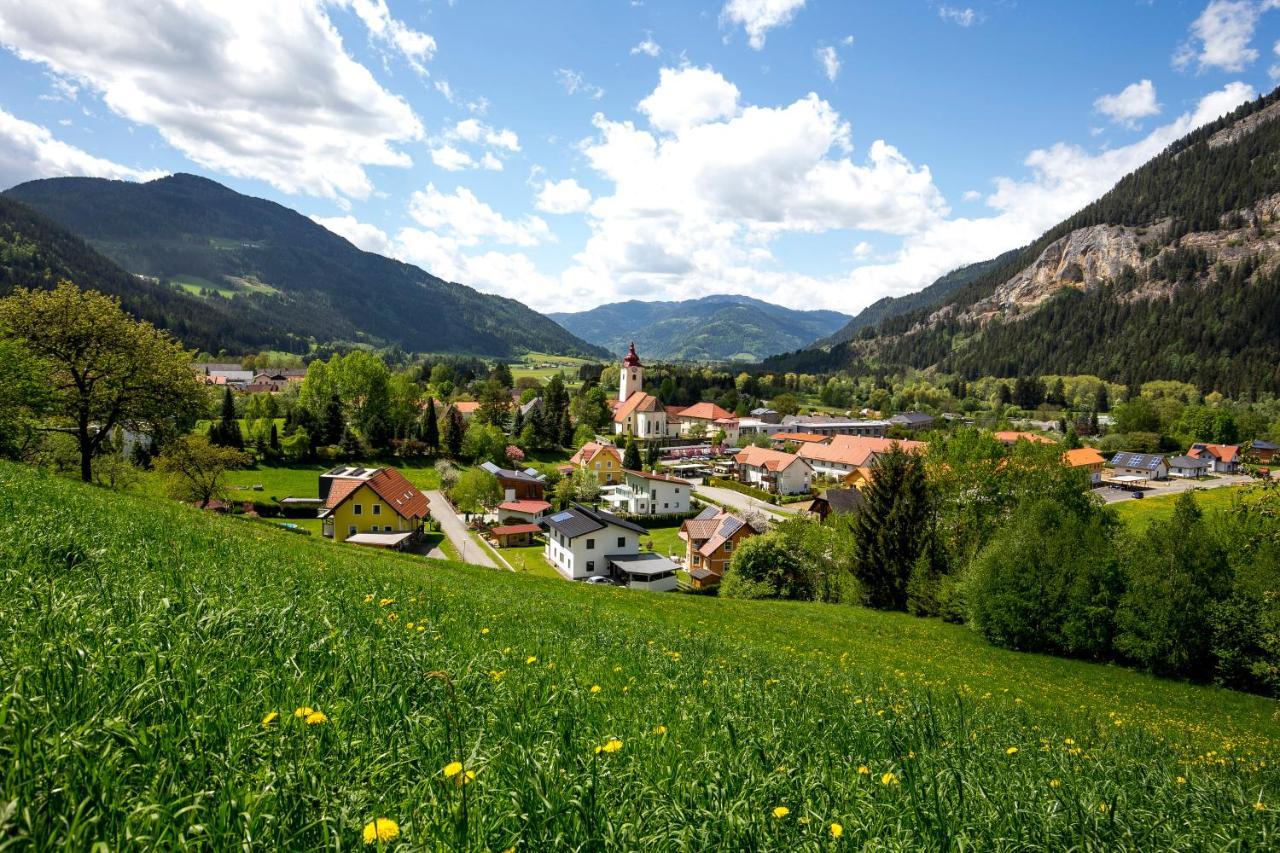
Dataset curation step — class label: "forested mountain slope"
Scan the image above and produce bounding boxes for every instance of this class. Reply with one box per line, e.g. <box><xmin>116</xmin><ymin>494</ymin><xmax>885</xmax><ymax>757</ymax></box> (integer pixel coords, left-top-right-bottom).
<box><xmin>550</xmin><ymin>294</ymin><xmax>848</xmax><ymax>362</ymax></box>
<box><xmin>4</xmin><ymin>174</ymin><xmax>606</xmax><ymax>358</ymax></box>
<box><xmin>0</xmin><ymin>195</ymin><xmax>288</xmax><ymax>352</ymax></box>
<box><xmin>771</xmin><ymin>88</ymin><xmax>1280</xmax><ymax>396</ymax></box>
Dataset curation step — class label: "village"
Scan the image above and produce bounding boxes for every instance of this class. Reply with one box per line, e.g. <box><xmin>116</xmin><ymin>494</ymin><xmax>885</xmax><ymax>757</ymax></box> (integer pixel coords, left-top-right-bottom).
<box><xmin>187</xmin><ymin>344</ymin><xmax>1279</xmax><ymax>595</ymax></box>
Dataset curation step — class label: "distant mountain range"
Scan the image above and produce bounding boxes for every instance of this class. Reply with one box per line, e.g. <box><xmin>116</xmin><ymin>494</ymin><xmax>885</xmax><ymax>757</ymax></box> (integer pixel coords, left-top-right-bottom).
<box><xmin>2</xmin><ymin>174</ymin><xmax>606</xmax><ymax>359</ymax></box>
<box><xmin>768</xmin><ymin>88</ymin><xmax>1280</xmax><ymax>396</ymax></box>
<box><xmin>550</xmin><ymin>294</ymin><xmax>849</xmax><ymax>362</ymax></box>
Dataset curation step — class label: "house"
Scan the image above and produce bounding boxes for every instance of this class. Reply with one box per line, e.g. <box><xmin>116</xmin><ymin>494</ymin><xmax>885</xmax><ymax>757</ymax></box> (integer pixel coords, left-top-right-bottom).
<box><xmin>542</xmin><ymin>502</ymin><xmax>649</xmax><ymax>581</ymax></box>
<box><xmin>736</xmin><ymin>417</ymin><xmax>788</xmax><ymax>439</ymax></box>
<box><xmin>750</xmin><ymin>407</ymin><xmax>781</xmax><ymax>424</ymax></box>
<box><xmin>797</xmin><ymin>435</ymin><xmax>927</xmax><ymax>481</ymax></box>
<box><xmin>1109</xmin><ymin>453</ymin><xmax>1169</xmax><ymax>481</ymax></box>
<box><xmin>734</xmin><ymin>446</ymin><xmax>814</xmax><ymax>495</ymax></box>
<box><xmin>449</xmin><ymin>401</ymin><xmax>482</xmax><ymax>421</ymax></box>
<box><xmin>889</xmin><ymin>411</ymin><xmax>936</xmax><ymax>432</ymax></box>
<box><xmin>497</xmin><ymin>499</ymin><xmax>552</xmax><ymax>525</ymax></box>
<box><xmin>797</xmin><ymin>487</ymin><xmax>865</xmax><ymax>523</ymax></box>
<box><xmin>601</xmin><ymin>469</ymin><xmax>692</xmax><ymax>516</ymax></box>
<box><xmin>613</xmin><ymin>344</ymin><xmax>679</xmax><ymax>439</ymax></box>
<box><xmin>518</xmin><ymin>396</ymin><xmax>543</xmax><ymax>420</ymax></box>
<box><xmin>479</xmin><ymin>461</ymin><xmax>547</xmax><ymax>501</ymax></box>
<box><xmin>1168</xmin><ymin>454</ymin><xmax>1211</xmax><ymax>479</ymax></box>
<box><xmin>1063</xmin><ymin>447</ymin><xmax>1106</xmax><ymax>485</ymax></box>
<box><xmin>713</xmin><ymin>417</ymin><xmax>741</xmax><ymax>445</ymax></box>
<box><xmin>770</xmin><ymin>432</ymin><xmax>831</xmax><ymax>449</ymax></box>
<box><xmin>491</xmin><ymin>523</ymin><xmax>541</xmax><ymax>548</ymax></box>
<box><xmin>679</xmin><ymin>506</ymin><xmax>758</xmax><ymax>589</ymax></box>
<box><xmin>569</xmin><ymin>441</ymin><xmax>624</xmax><ymax>485</ymax></box>
<box><xmin>994</xmin><ymin>431</ymin><xmax>1056</xmax><ymax>446</ymax></box>
<box><xmin>318</xmin><ymin>467</ymin><xmax>430</xmax><ymax>546</ymax></box>
<box><xmin>676</xmin><ymin>401</ymin><xmax>735</xmax><ymax>436</ymax></box>
<box><xmin>1188</xmin><ymin>443</ymin><xmax>1241</xmax><ymax>474</ymax></box>
<box><xmin>1250</xmin><ymin>439</ymin><xmax>1278</xmax><ymax>464</ymax></box>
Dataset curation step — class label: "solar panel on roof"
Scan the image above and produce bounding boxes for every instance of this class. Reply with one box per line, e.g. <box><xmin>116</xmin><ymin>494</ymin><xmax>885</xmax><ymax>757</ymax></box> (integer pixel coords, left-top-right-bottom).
<box><xmin>550</xmin><ymin>511</ymin><xmax>574</xmax><ymax>523</ymax></box>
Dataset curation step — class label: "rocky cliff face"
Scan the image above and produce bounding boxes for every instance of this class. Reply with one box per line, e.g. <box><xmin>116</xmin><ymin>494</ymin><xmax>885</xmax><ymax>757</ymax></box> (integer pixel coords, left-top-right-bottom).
<box><xmin>1208</xmin><ymin>99</ymin><xmax>1280</xmax><ymax>149</ymax></box>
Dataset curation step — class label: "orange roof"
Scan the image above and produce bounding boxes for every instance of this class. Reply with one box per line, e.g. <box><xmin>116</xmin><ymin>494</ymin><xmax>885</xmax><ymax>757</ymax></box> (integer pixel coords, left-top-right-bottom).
<box><xmin>499</xmin><ymin>499</ymin><xmax>551</xmax><ymax>514</ymax></box>
<box><xmin>802</xmin><ymin>435</ymin><xmax>927</xmax><ymax>467</ymax></box>
<box><xmin>1189</xmin><ymin>443</ymin><xmax>1240</xmax><ymax>463</ymax></box>
<box><xmin>492</xmin><ymin>523</ymin><xmax>542</xmax><ymax>536</ymax></box>
<box><xmin>678</xmin><ymin>401</ymin><xmax>734</xmax><ymax>421</ymax></box>
<box><xmin>452</xmin><ymin>401</ymin><xmax>481</xmax><ymax>414</ymax></box>
<box><xmin>570</xmin><ymin>442</ymin><xmax>621</xmax><ymax>466</ymax></box>
<box><xmin>772</xmin><ymin>432</ymin><xmax>830</xmax><ymax>444</ymax></box>
<box><xmin>735</xmin><ymin>445</ymin><xmax>808</xmax><ymax>472</ymax></box>
<box><xmin>613</xmin><ymin>391</ymin><xmax>662</xmax><ymax>423</ymax></box>
<box><xmin>994</xmin><ymin>431</ymin><xmax>1056</xmax><ymax>445</ymax></box>
<box><xmin>328</xmin><ymin>468</ymin><xmax>430</xmax><ymax>520</ymax></box>
<box><xmin>1063</xmin><ymin>447</ymin><xmax>1105</xmax><ymax>467</ymax></box>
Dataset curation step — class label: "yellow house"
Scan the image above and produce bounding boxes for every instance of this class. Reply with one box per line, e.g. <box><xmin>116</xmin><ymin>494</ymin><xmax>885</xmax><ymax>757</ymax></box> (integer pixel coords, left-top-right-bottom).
<box><xmin>569</xmin><ymin>441</ymin><xmax>624</xmax><ymax>485</ymax></box>
<box><xmin>320</xmin><ymin>467</ymin><xmax>430</xmax><ymax>545</ymax></box>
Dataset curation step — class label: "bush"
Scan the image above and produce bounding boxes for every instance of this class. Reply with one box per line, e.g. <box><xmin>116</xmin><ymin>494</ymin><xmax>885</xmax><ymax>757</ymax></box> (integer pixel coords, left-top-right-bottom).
<box><xmin>707</xmin><ymin>476</ymin><xmax>777</xmax><ymax>504</ymax></box>
<box><xmin>965</xmin><ymin>499</ymin><xmax>1123</xmax><ymax>658</ymax></box>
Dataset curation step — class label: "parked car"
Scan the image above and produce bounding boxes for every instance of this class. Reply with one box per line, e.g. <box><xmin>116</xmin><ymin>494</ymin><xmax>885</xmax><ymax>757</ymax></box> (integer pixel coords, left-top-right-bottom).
<box><xmin>1132</xmin><ymin>491</ymin><xmax>1144</xmax><ymax>500</ymax></box>
<box><xmin>586</xmin><ymin>576</ymin><xmax>618</xmax><ymax>586</ymax></box>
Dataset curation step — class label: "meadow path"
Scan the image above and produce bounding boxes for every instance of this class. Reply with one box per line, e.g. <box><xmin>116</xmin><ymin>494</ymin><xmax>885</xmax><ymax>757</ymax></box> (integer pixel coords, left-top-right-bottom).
<box><xmin>426</xmin><ymin>490</ymin><xmax>499</xmax><ymax>569</ymax></box>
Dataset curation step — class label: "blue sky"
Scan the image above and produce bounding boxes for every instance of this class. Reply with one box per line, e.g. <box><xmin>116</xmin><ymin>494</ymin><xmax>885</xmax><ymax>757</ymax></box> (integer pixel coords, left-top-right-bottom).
<box><xmin>0</xmin><ymin>0</ymin><xmax>1278</xmax><ymax>316</ymax></box>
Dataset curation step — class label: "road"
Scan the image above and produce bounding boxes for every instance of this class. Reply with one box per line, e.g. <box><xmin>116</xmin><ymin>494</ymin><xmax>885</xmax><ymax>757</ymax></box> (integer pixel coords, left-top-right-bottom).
<box><xmin>1097</xmin><ymin>472</ymin><xmax>1258</xmax><ymax>504</ymax></box>
<box><xmin>426</xmin><ymin>490</ymin><xmax>499</xmax><ymax>569</ymax></box>
<box><xmin>692</xmin><ymin>484</ymin><xmax>799</xmax><ymax>522</ymax></box>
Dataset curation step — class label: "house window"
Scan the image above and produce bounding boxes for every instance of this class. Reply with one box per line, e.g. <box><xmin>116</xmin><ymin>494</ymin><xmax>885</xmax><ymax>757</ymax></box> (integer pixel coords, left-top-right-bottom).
<box><xmin>692</xmin><ymin>555</ymin><xmax>701</xmax><ymax>566</ymax></box>
<box><xmin>587</xmin><ymin>560</ymin><xmax>595</xmax><ymax>572</ymax></box>
<box><xmin>724</xmin><ymin>540</ymin><xmax>734</xmax><ymax>553</ymax></box>
<box><xmin>347</xmin><ymin>525</ymin><xmax>356</xmax><ymax>536</ymax></box>
<box><xmin>373</xmin><ymin>504</ymin><xmax>381</xmax><ymax>516</ymax></box>
<box><xmin>385</xmin><ymin>525</ymin><xmax>393</xmax><ymax>533</ymax></box>
<box><xmin>617</xmin><ymin>536</ymin><xmax>625</xmax><ymax>548</ymax></box>
<box><xmin>586</xmin><ymin>538</ymin><xmax>595</xmax><ymax>549</ymax></box>
<box><xmin>353</xmin><ymin>504</ymin><xmax>362</xmax><ymax>515</ymax></box>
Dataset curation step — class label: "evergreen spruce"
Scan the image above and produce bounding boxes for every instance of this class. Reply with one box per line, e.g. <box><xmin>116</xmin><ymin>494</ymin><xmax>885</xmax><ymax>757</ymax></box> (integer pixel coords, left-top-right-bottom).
<box><xmin>623</xmin><ymin>438</ymin><xmax>642</xmax><ymax>470</ymax></box>
<box><xmin>443</xmin><ymin>407</ymin><xmax>465</xmax><ymax>459</ymax></box>
<box><xmin>422</xmin><ymin>396</ymin><xmax>440</xmax><ymax>452</ymax></box>
<box><xmin>851</xmin><ymin>448</ymin><xmax>936</xmax><ymax>611</ymax></box>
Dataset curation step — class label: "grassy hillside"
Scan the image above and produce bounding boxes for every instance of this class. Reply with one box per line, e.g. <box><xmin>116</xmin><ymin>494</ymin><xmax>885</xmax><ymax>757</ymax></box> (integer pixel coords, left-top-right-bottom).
<box><xmin>1</xmin><ymin>462</ymin><xmax>1276</xmax><ymax>848</ymax></box>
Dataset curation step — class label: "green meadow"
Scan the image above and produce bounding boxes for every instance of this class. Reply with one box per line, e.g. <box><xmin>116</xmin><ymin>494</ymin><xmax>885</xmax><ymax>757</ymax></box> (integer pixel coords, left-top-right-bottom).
<box><xmin>1</xmin><ymin>461</ymin><xmax>1276</xmax><ymax>849</ymax></box>
<box><xmin>1111</xmin><ymin>483</ymin><xmax>1256</xmax><ymax>533</ymax></box>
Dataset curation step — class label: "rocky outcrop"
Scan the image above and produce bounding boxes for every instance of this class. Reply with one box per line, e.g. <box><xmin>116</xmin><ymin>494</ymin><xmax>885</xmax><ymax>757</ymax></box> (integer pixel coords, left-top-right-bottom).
<box><xmin>1208</xmin><ymin>99</ymin><xmax>1280</xmax><ymax>149</ymax></box>
<box><xmin>946</xmin><ymin>225</ymin><xmax>1146</xmax><ymax>324</ymax></box>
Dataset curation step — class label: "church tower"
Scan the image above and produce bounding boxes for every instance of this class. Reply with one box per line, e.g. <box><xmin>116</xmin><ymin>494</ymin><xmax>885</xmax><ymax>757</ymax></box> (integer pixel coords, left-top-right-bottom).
<box><xmin>620</xmin><ymin>342</ymin><xmax>643</xmax><ymax>402</ymax></box>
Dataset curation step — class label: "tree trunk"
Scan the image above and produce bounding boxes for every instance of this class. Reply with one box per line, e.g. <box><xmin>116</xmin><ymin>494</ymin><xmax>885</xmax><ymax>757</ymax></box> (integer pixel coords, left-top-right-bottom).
<box><xmin>78</xmin><ymin>417</ymin><xmax>93</xmax><ymax>483</ymax></box>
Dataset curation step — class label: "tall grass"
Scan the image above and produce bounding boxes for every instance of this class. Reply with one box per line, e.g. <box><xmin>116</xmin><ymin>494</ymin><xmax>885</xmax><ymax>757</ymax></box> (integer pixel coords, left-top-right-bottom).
<box><xmin>0</xmin><ymin>462</ymin><xmax>1275</xmax><ymax>849</ymax></box>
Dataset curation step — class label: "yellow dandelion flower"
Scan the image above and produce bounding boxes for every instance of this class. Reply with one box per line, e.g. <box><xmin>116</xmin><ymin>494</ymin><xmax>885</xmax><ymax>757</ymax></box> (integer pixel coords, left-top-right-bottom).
<box><xmin>1176</xmin><ymin>776</ymin><xmax>1186</xmax><ymax>784</ymax></box>
<box><xmin>1064</xmin><ymin>738</ymin><xmax>1075</xmax><ymax>745</ymax></box>
<box><xmin>305</xmin><ymin>710</ymin><xmax>328</xmax><ymax>725</ymax></box>
<box><xmin>526</xmin><ymin>656</ymin><xmax>537</xmax><ymax>665</ymax></box>
<box><xmin>1006</xmin><ymin>747</ymin><xmax>1019</xmax><ymax>755</ymax></box>
<box><xmin>362</xmin><ymin>817</ymin><xmax>400</xmax><ymax>845</ymax></box>
<box><xmin>772</xmin><ymin>806</ymin><xmax>790</xmax><ymax>819</ymax></box>
<box><xmin>594</xmin><ymin>738</ymin><xmax>623</xmax><ymax>754</ymax></box>
<box><xmin>458</xmin><ymin>770</ymin><xmax>477</xmax><ymax>786</ymax></box>
<box><xmin>294</xmin><ymin>706</ymin><xmax>314</xmax><ymax>718</ymax></box>
<box><xmin>1254</xmin><ymin>802</ymin><xmax>1267</xmax><ymax>812</ymax></box>
<box><xmin>261</xmin><ymin>711</ymin><xmax>279</xmax><ymax>728</ymax></box>
<box><xmin>481</xmin><ymin>628</ymin><xmax>490</xmax><ymax>635</ymax></box>
<box><xmin>1098</xmin><ymin>803</ymin><xmax>1110</xmax><ymax>813</ymax></box>
<box><xmin>379</xmin><ymin>598</ymin><xmax>394</xmax><ymax>607</ymax></box>
<box><xmin>490</xmin><ymin>670</ymin><xmax>506</xmax><ymax>681</ymax></box>
<box><xmin>830</xmin><ymin>822</ymin><xmax>843</xmax><ymax>838</ymax></box>
<box><xmin>442</xmin><ymin>761</ymin><xmax>463</xmax><ymax>779</ymax></box>
<box><xmin>590</xmin><ymin>685</ymin><xmax>601</xmax><ymax>694</ymax></box>
<box><xmin>363</xmin><ymin>594</ymin><xmax>374</xmax><ymax>603</ymax></box>
<box><xmin>653</xmin><ymin>725</ymin><xmax>667</xmax><ymax>735</ymax></box>
<box><xmin>1049</xmin><ymin>779</ymin><xmax>1061</xmax><ymax>789</ymax></box>
<box><xmin>881</xmin><ymin>772</ymin><xmax>898</xmax><ymax>786</ymax></box>
<box><xmin>416</xmin><ymin>625</ymin><xmax>425</xmax><ymax>632</ymax></box>
<box><xmin>858</xmin><ymin>765</ymin><xmax>870</xmax><ymax>775</ymax></box>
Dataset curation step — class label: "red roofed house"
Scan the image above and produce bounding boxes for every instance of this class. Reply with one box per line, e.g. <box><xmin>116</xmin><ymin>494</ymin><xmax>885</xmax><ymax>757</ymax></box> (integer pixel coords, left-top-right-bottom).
<box><xmin>734</xmin><ymin>445</ymin><xmax>813</xmax><ymax>495</ymax></box>
<box><xmin>798</xmin><ymin>435</ymin><xmax>927</xmax><ymax>481</ymax></box>
<box><xmin>497</xmin><ymin>499</ymin><xmax>552</xmax><ymax>525</ymax></box>
<box><xmin>676</xmin><ymin>401</ymin><xmax>735</xmax><ymax>436</ymax></box>
<box><xmin>491</xmin><ymin>523</ymin><xmax>542</xmax><ymax>548</ymax></box>
<box><xmin>993</xmin><ymin>431</ymin><xmax>1056</xmax><ymax>446</ymax></box>
<box><xmin>1063</xmin><ymin>447</ymin><xmax>1106</xmax><ymax>484</ymax></box>
<box><xmin>1188</xmin><ymin>443</ymin><xmax>1242</xmax><ymax>474</ymax></box>
<box><xmin>317</xmin><ymin>465</ymin><xmax>430</xmax><ymax>548</ymax></box>
<box><xmin>770</xmin><ymin>432</ymin><xmax>831</xmax><ymax>449</ymax></box>
<box><xmin>679</xmin><ymin>506</ymin><xmax>759</xmax><ymax>589</ymax></box>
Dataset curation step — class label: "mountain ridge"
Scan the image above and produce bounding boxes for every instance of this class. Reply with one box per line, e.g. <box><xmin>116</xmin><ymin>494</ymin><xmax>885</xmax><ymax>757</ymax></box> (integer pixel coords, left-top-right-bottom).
<box><xmin>550</xmin><ymin>294</ymin><xmax>848</xmax><ymax>362</ymax></box>
<box><xmin>3</xmin><ymin>173</ymin><xmax>607</xmax><ymax>359</ymax></box>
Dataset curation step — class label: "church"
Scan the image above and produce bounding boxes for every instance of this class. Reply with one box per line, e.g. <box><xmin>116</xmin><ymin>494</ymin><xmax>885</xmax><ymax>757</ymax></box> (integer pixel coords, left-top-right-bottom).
<box><xmin>612</xmin><ymin>343</ymin><xmax>679</xmax><ymax>439</ymax></box>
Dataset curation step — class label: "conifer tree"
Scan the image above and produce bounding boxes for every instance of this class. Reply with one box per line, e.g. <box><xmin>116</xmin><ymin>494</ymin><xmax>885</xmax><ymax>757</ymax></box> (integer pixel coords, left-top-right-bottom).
<box><xmin>623</xmin><ymin>438</ymin><xmax>642</xmax><ymax>470</ymax></box>
<box><xmin>443</xmin><ymin>406</ymin><xmax>465</xmax><ymax>459</ymax></box>
<box><xmin>851</xmin><ymin>448</ymin><xmax>936</xmax><ymax>611</ymax></box>
<box><xmin>421</xmin><ymin>396</ymin><xmax>440</xmax><ymax>452</ymax></box>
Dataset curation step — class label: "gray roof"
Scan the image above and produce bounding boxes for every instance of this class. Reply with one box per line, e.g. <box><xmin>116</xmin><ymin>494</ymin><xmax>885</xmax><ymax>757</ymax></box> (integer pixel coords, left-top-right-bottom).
<box><xmin>608</xmin><ymin>552</ymin><xmax>679</xmax><ymax>576</ymax></box>
<box><xmin>519</xmin><ymin>397</ymin><xmax>543</xmax><ymax>417</ymax></box>
<box><xmin>480</xmin><ymin>461</ymin><xmax>544</xmax><ymax>483</ymax></box>
<box><xmin>543</xmin><ymin>503</ymin><xmax>648</xmax><ymax>539</ymax></box>
<box><xmin>1253</xmin><ymin>439</ymin><xmax>1279</xmax><ymax>451</ymax></box>
<box><xmin>1110</xmin><ymin>453</ymin><xmax>1167</xmax><ymax>470</ymax></box>
<box><xmin>823</xmin><ymin>488</ymin><xmax>866</xmax><ymax>515</ymax></box>
<box><xmin>1168</xmin><ymin>455</ymin><xmax>1209</xmax><ymax>468</ymax></box>
<box><xmin>890</xmin><ymin>411</ymin><xmax>935</xmax><ymax>425</ymax></box>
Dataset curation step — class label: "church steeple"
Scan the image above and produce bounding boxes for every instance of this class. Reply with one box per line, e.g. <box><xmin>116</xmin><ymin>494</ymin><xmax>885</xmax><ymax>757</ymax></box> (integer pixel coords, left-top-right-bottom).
<box><xmin>620</xmin><ymin>342</ymin><xmax>643</xmax><ymax>402</ymax></box>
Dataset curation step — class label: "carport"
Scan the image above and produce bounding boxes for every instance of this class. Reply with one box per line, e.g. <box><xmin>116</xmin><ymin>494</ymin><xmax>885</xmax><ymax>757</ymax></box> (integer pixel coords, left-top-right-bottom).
<box><xmin>608</xmin><ymin>553</ymin><xmax>680</xmax><ymax>592</ymax></box>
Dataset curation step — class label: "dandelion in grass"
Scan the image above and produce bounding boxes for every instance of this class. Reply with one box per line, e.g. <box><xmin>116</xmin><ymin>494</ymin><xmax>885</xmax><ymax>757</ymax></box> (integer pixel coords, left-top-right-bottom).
<box><xmin>526</xmin><ymin>656</ymin><xmax>537</xmax><ymax>665</ymax></box>
<box><xmin>379</xmin><ymin>598</ymin><xmax>394</xmax><ymax>607</ymax></box>
<box><xmin>363</xmin><ymin>594</ymin><xmax>374</xmax><ymax>603</ymax></box>
<box><xmin>481</xmin><ymin>627</ymin><xmax>490</xmax><ymax>635</ymax></box>
<box><xmin>771</xmin><ymin>806</ymin><xmax>789</xmax><ymax>819</ymax></box>
<box><xmin>590</xmin><ymin>685</ymin><xmax>601</xmax><ymax>694</ymax></box>
<box><xmin>830</xmin><ymin>822</ymin><xmax>843</xmax><ymax>838</ymax></box>
<box><xmin>442</xmin><ymin>761</ymin><xmax>463</xmax><ymax>779</ymax></box>
<box><xmin>305</xmin><ymin>710</ymin><xmax>328</xmax><ymax>725</ymax></box>
<box><xmin>594</xmin><ymin>738</ymin><xmax>623</xmax><ymax>754</ymax></box>
<box><xmin>1006</xmin><ymin>747</ymin><xmax>1019</xmax><ymax>755</ymax></box>
<box><xmin>1098</xmin><ymin>803</ymin><xmax>1110</xmax><ymax>813</ymax></box>
<box><xmin>1177</xmin><ymin>776</ymin><xmax>1187</xmax><ymax>784</ymax></box>
<box><xmin>653</xmin><ymin>725</ymin><xmax>667</xmax><ymax>735</ymax></box>
<box><xmin>881</xmin><ymin>772</ymin><xmax>898</xmax><ymax>786</ymax></box>
<box><xmin>490</xmin><ymin>670</ymin><xmax>506</xmax><ymax>682</ymax></box>
<box><xmin>1255</xmin><ymin>802</ymin><xmax>1267</xmax><ymax>812</ymax></box>
<box><xmin>857</xmin><ymin>765</ymin><xmax>870</xmax><ymax>775</ymax></box>
<box><xmin>294</xmin><ymin>706</ymin><xmax>314</xmax><ymax>718</ymax></box>
<box><xmin>261</xmin><ymin>711</ymin><xmax>279</xmax><ymax>728</ymax></box>
<box><xmin>362</xmin><ymin>817</ymin><xmax>399</xmax><ymax>845</ymax></box>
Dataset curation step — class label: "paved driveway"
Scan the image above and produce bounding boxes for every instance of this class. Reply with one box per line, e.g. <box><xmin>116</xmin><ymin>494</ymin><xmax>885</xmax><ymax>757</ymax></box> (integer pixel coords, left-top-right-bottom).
<box><xmin>692</xmin><ymin>484</ymin><xmax>797</xmax><ymax>521</ymax></box>
<box><xmin>1097</xmin><ymin>472</ymin><xmax>1257</xmax><ymax>504</ymax></box>
<box><xmin>426</xmin><ymin>490</ymin><xmax>499</xmax><ymax>568</ymax></box>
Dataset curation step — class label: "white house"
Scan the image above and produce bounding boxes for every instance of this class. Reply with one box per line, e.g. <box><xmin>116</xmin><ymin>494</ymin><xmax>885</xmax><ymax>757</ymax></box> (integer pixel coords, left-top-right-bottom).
<box><xmin>542</xmin><ymin>503</ymin><xmax>648</xmax><ymax>581</ymax></box>
<box><xmin>601</xmin><ymin>469</ymin><xmax>692</xmax><ymax>516</ymax></box>
<box><xmin>734</xmin><ymin>446</ymin><xmax>814</xmax><ymax>495</ymax></box>
<box><xmin>1110</xmin><ymin>452</ymin><xmax>1169</xmax><ymax>481</ymax></box>
<box><xmin>1168</xmin><ymin>455</ymin><xmax>1211</xmax><ymax>479</ymax></box>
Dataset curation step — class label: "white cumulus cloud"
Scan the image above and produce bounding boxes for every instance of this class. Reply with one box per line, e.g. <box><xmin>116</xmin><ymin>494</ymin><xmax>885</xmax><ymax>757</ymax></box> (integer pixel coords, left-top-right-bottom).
<box><xmin>0</xmin><ymin>0</ymin><xmax>424</xmax><ymax>200</ymax></box>
<box><xmin>1174</xmin><ymin>0</ymin><xmax>1274</xmax><ymax>73</ymax></box>
<box><xmin>430</xmin><ymin>144</ymin><xmax>474</xmax><ymax>171</ymax></box>
<box><xmin>637</xmin><ymin>66</ymin><xmax>741</xmax><ymax>133</ymax></box>
<box><xmin>536</xmin><ymin>178</ymin><xmax>592</xmax><ymax>214</ymax></box>
<box><xmin>0</xmin><ymin>107</ymin><xmax>166</xmax><ymax>189</ymax></box>
<box><xmin>310</xmin><ymin>213</ymin><xmax>391</xmax><ymax>254</ymax></box>
<box><xmin>1094</xmin><ymin>79</ymin><xmax>1162</xmax><ymax>128</ymax></box>
<box><xmin>630</xmin><ymin>36</ymin><xmax>661</xmax><ymax>57</ymax></box>
<box><xmin>334</xmin><ymin>0</ymin><xmax>435</xmax><ymax>74</ymax></box>
<box><xmin>720</xmin><ymin>0</ymin><xmax>807</xmax><ymax>49</ymax></box>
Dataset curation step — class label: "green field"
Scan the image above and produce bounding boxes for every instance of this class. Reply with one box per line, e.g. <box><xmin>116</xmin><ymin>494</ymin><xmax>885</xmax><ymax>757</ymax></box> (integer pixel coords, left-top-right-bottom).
<box><xmin>1</xmin><ymin>462</ymin><xmax>1277</xmax><ymax>848</ymax></box>
<box><xmin>135</xmin><ymin>459</ymin><xmax>442</xmax><ymax>507</ymax></box>
<box><xmin>1112</xmin><ymin>484</ymin><xmax>1257</xmax><ymax>532</ymax></box>
<box><xmin>509</xmin><ymin>351</ymin><xmax>596</xmax><ymax>385</ymax></box>
<box><xmin>169</xmin><ymin>273</ymin><xmax>237</xmax><ymax>298</ymax></box>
